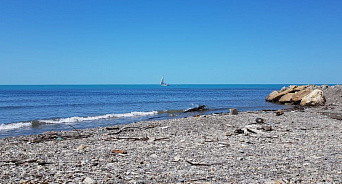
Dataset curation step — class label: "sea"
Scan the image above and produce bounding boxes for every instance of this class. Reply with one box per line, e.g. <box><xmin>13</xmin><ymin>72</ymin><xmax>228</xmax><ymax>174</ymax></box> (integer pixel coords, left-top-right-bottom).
<box><xmin>0</xmin><ymin>84</ymin><xmax>287</xmax><ymax>138</ymax></box>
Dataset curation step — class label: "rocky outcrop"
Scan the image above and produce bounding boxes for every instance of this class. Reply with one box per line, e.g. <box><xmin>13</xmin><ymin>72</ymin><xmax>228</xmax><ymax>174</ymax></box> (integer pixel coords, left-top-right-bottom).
<box><xmin>300</xmin><ymin>89</ymin><xmax>326</xmax><ymax>106</ymax></box>
<box><xmin>279</xmin><ymin>93</ymin><xmax>294</xmax><ymax>103</ymax></box>
<box><xmin>292</xmin><ymin>89</ymin><xmax>312</xmax><ymax>102</ymax></box>
<box><xmin>266</xmin><ymin>85</ymin><xmax>328</xmax><ymax>106</ymax></box>
<box><xmin>265</xmin><ymin>85</ymin><xmax>298</xmax><ymax>102</ymax></box>
<box><xmin>265</xmin><ymin>91</ymin><xmax>279</xmax><ymax>102</ymax></box>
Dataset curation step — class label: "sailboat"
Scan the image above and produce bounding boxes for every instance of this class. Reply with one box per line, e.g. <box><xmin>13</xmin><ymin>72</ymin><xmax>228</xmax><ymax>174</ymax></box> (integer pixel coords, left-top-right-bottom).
<box><xmin>160</xmin><ymin>76</ymin><xmax>169</xmax><ymax>86</ymax></box>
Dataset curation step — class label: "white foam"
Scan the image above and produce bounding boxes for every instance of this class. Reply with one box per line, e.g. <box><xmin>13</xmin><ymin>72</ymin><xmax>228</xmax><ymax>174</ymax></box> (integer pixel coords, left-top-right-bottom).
<box><xmin>0</xmin><ymin>122</ymin><xmax>31</xmax><ymax>131</ymax></box>
<box><xmin>39</xmin><ymin>111</ymin><xmax>158</xmax><ymax>124</ymax></box>
<box><xmin>0</xmin><ymin>111</ymin><xmax>158</xmax><ymax>131</ymax></box>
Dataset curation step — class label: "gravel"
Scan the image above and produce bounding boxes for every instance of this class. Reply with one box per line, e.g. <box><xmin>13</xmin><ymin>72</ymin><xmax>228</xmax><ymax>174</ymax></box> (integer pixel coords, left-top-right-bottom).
<box><xmin>1</xmin><ymin>106</ymin><xmax>341</xmax><ymax>183</ymax></box>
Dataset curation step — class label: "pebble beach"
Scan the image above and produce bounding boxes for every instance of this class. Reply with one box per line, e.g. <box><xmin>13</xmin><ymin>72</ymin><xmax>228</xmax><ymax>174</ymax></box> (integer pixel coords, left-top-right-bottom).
<box><xmin>0</xmin><ymin>107</ymin><xmax>341</xmax><ymax>183</ymax></box>
<box><xmin>0</xmin><ymin>86</ymin><xmax>341</xmax><ymax>184</ymax></box>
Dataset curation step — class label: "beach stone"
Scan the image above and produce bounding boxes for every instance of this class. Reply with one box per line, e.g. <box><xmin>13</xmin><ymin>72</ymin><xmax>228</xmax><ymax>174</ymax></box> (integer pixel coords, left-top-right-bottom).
<box><xmin>234</xmin><ymin>129</ymin><xmax>244</xmax><ymax>134</ymax></box>
<box><xmin>229</xmin><ymin>108</ymin><xmax>238</xmax><ymax>115</ymax></box>
<box><xmin>77</xmin><ymin>144</ymin><xmax>87</xmax><ymax>150</ymax></box>
<box><xmin>84</xmin><ymin>177</ymin><xmax>95</xmax><ymax>184</ymax></box>
<box><xmin>262</xmin><ymin>125</ymin><xmax>273</xmax><ymax>131</ymax></box>
<box><xmin>300</xmin><ymin>89</ymin><xmax>326</xmax><ymax>106</ymax></box>
<box><xmin>150</xmin><ymin>154</ymin><xmax>158</xmax><ymax>159</ymax></box>
<box><xmin>279</xmin><ymin>93</ymin><xmax>294</xmax><ymax>103</ymax></box>
<box><xmin>275</xmin><ymin>110</ymin><xmax>284</xmax><ymax>116</ymax></box>
<box><xmin>255</xmin><ymin>118</ymin><xmax>264</xmax><ymax>124</ymax></box>
<box><xmin>173</xmin><ymin>155</ymin><xmax>181</xmax><ymax>162</ymax></box>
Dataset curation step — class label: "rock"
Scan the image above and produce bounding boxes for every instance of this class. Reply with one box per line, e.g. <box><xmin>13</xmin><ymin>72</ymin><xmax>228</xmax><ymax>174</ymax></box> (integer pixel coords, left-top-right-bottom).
<box><xmin>266</xmin><ymin>85</ymin><xmax>297</xmax><ymax>102</ymax></box>
<box><xmin>261</xmin><ymin>125</ymin><xmax>273</xmax><ymax>131</ymax></box>
<box><xmin>300</xmin><ymin>89</ymin><xmax>326</xmax><ymax>106</ymax></box>
<box><xmin>279</xmin><ymin>86</ymin><xmax>287</xmax><ymax>93</ymax></box>
<box><xmin>275</xmin><ymin>110</ymin><xmax>284</xmax><ymax>116</ymax></box>
<box><xmin>321</xmin><ymin>85</ymin><xmax>329</xmax><ymax>90</ymax></box>
<box><xmin>229</xmin><ymin>108</ymin><xmax>238</xmax><ymax>115</ymax></box>
<box><xmin>150</xmin><ymin>154</ymin><xmax>158</xmax><ymax>159</ymax></box>
<box><xmin>173</xmin><ymin>155</ymin><xmax>181</xmax><ymax>162</ymax></box>
<box><xmin>292</xmin><ymin>89</ymin><xmax>312</xmax><ymax>102</ymax></box>
<box><xmin>84</xmin><ymin>177</ymin><xmax>96</xmax><ymax>184</ymax></box>
<box><xmin>279</xmin><ymin>93</ymin><xmax>294</xmax><ymax>103</ymax></box>
<box><xmin>184</xmin><ymin>105</ymin><xmax>206</xmax><ymax>113</ymax></box>
<box><xmin>255</xmin><ymin>118</ymin><xmax>264</xmax><ymax>124</ymax></box>
<box><xmin>265</xmin><ymin>91</ymin><xmax>279</xmax><ymax>101</ymax></box>
<box><xmin>112</xmin><ymin>149</ymin><xmax>127</xmax><ymax>154</ymax></box>
<box><xmin>294</xmin><ymin>85</ymin><xmax>307</xmax><ymax>91</ymax></box>
<box><xmin>234</xmin><ymin>129</ymin><xmax>244</xmax><ymax>134</ymax></box>
<box><xmin>77</xmin><ymin>144</ymin><xmax>87</xmax><ymax>150</ymax></box>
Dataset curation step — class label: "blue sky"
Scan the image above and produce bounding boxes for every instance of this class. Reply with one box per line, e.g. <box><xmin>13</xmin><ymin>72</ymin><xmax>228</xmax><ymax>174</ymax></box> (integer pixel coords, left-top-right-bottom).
<box><xmin>0</xmin><ymin>0</ymin><xmax>341</xmax><ymax>85</ymax></box>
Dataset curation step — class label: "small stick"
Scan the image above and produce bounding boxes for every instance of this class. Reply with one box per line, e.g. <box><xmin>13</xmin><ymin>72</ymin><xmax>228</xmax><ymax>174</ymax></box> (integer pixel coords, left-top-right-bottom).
<box><xmin>154</xmin><ymin>137</ymin><xmax>170</xmax><ymax>141</ymax></box>
<box><xmin>186</xmin><ymin>160</ymin><xmax>223</xmax><ymax>166</ymax></box>
<box><xmin>67</xmin><ymin>124</ymin><xmax>81</xmax><ymax>134</ymax></box>
<box><xmin>114</xmin><ymin>136</ymin><xmax>149</xmax><ymax>141</ymax></box>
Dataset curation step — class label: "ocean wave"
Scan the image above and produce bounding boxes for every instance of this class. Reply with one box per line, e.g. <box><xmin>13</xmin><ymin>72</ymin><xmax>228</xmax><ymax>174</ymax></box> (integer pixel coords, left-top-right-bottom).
<box><xmin>0</xmin><ymin>111</ymin><xmax>158</xmax><ymax>131</ymax></box>
<box><xmin>0</xmin><ymin>122</ymin><xmax>32</xmax><ymax>130</ymax></box>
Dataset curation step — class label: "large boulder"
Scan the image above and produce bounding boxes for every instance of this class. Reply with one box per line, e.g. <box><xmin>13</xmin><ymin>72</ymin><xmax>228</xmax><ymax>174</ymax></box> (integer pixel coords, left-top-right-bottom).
<box><xmin>265</xmin><ymin>91</ymin><xmax>279</xmax><ymax>101</ymax></box>
<box><xmin>292</xmin><ymin>89</ymin><xmax>312</xmax><ymax>102</ymax></box>
<box><xmin>294</xmin><ymin>85</ymin><xmax>308</xmax><ymax>91</ymax></box>
<box><xmin>265</xmin><ymin>85</ymin><xmax>297</xmax><ymax>102</ymax></box>
<box><xmin>279</xmin><ymin>93</ymin><xmax>294</xmax><ymax>103</ymax></box>
<box><xmin>300</xmin><ymin>89</ymin><xmax>326</xmax><ymax>106</ymax></box>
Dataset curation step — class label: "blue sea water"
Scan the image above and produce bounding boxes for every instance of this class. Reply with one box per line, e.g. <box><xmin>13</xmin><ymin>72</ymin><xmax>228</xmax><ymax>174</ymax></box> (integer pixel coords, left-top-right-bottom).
<box><xmin>0</xmin><ymin>84</ymin><xmax>286</xmax><ymax>138</ymax></box>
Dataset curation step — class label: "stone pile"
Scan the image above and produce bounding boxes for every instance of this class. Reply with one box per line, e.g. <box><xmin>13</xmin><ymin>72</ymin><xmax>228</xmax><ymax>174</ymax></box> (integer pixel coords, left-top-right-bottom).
<box><xmin>265</xmin><ymin>85</ymin><xmax>326</xmax><ymax>106</ymax></box>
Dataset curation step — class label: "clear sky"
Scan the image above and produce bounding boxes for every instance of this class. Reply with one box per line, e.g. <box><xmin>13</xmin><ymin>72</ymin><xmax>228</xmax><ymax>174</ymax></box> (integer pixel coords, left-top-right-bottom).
<box><xmin>0</xmin><ymin>0</ymin><xmax>341</xmax><ymax>85</ymax></box>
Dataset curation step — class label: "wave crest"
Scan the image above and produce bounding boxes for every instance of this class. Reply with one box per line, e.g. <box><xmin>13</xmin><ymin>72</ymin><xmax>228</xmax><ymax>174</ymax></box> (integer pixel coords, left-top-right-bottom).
<box><xmin>0</xmin><ymin>111</ymin><xmax>158</xmax><ymax>131</ymax></box>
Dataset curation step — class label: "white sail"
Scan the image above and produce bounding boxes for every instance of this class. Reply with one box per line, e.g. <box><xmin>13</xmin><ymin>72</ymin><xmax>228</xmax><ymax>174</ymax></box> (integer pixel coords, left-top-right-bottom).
<box><xmin>160</xmin><ymin>76</ymin><xmax>168</xmax><ymax>86</ymax></box>
<box><xmin>160</xmin><ymin>76</ymin><xmax>164</xmax><ymax>85</ymax></box>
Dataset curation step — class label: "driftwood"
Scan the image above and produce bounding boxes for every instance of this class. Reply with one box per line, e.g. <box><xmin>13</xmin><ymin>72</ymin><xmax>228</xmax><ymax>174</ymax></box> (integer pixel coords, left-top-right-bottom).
<box><xmin>108</xmin><ymin>126</ymin><xmax>142</xmax><ymax>135</ymax></box>
<box><xmin>153</xmin><ymin>137</ymin><xmax>170</xmax><ymax>141</ymax></box>
<box><xmin>184</xmin><ymin>105</ymin><xmax>206</xmax><ymax>113</ymax></box>
<box><xmin>107</xmin><ymin>124</ymin><xmax>159</xmax><ymax>135</ymax></box>
<box><xmin>105</xmin><ymin>127</ymin><xmax>120</xmax><ymax>130</ymax></box>
<box><xmin>30</xmin><ymin>133</ymin><xmax>92</xmax><ymax>143</ymax></box>
<box><xmin>113</xmin><ymin>136</ymin><xmax>149</xmax><ymax>141</ymax></box>
<box><xmin>0</xmin><ymin>159</ymin><xmax>53</xmax><ymax>166</ymax></box>
<box><xmin>186</xmin><ymin>160</ymin><xmax>223</xmax><ymax>166</ymax></box>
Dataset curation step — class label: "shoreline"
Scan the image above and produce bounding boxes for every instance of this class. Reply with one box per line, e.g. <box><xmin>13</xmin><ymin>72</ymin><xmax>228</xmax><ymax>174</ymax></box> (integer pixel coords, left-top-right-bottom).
<box><xmin>0</xmin><ymin>105</ymin><xmax>286</xmax><ymax>139</ymax></box>
<box><xmin>0</xmin><ymin>105</ymin><xmax>341</xmax><ymax>183</ymax></box>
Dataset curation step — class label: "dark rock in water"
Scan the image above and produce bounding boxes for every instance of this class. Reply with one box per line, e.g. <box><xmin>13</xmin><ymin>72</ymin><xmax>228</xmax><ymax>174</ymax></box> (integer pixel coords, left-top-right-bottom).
<box><xmin>255</xmin><ymin>118</ymin><xmax>264</xmax><ymax>124</ymax></box>
<box><xmin>229</xmin><ymin>108</ymin><xmax>238</xmax><ymax>115</ymax></box>
<box><xmin>184</xmin><ymin>105</ymin><xmax>206</xmax><ymax>113</ymax></box>
<box><xmin>265</xmin><ymin>85</ymin><xmax>298</xmax><ymax>102</ymax></box>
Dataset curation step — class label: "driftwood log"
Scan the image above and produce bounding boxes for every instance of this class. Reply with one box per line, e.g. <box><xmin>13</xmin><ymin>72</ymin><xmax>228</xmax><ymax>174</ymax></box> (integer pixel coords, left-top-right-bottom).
<box><xmin>184</xmin><ymin>105</ymin><xmax>206</xmax><ymax>113</ymax></box>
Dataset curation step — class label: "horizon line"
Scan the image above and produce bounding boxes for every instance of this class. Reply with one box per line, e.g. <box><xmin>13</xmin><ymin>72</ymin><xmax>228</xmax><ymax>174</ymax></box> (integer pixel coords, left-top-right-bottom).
<box><xmin>0</xmin><ymin>83</ymin><xmax>339</xmax><ymax>86</ymax></box>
